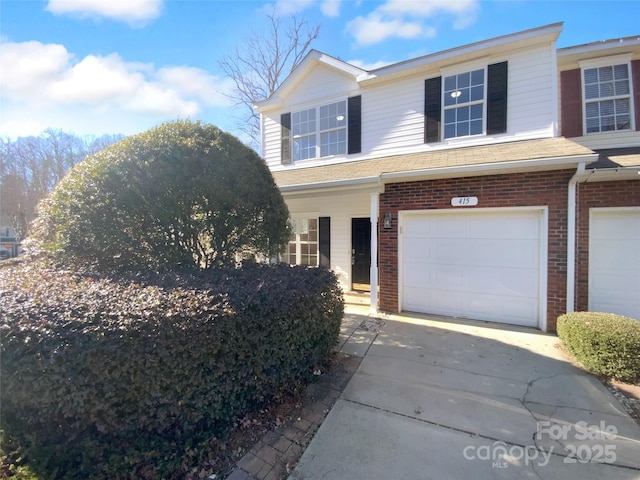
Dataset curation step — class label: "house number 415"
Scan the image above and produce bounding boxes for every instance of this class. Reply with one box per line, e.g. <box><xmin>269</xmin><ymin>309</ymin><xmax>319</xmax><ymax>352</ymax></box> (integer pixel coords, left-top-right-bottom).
<box><xmin>451</xmin><ymin>196</ymin><xmax>478</xmax><ymax>207</ymax></box>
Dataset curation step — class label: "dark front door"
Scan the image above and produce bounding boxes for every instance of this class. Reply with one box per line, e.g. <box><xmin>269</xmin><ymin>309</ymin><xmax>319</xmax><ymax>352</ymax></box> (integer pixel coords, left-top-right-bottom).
<box><xmin>351</xmin><ymin>218</ymin><xmax>371</xmax><ymax>291</ymax></box>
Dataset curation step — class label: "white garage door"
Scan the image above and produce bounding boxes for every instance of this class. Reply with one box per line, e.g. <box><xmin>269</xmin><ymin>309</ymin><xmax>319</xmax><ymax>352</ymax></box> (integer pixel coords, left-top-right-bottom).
<box><xmin>589</xmin><ymin>208</ymin><xmax>640</xmax><ymax>320</ymax></box>
<box><xmin>401</xmin><ymin>209</ymin><xmax>544</xmax><ymax>327</ymax></box>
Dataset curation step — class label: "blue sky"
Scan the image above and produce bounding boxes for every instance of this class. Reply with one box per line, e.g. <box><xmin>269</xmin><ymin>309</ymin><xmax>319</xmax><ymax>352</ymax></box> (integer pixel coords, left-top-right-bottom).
<box><xmin>1</xmin><ymin>0</ymin><xmax>639</xmax><ymax>143</ymax></box>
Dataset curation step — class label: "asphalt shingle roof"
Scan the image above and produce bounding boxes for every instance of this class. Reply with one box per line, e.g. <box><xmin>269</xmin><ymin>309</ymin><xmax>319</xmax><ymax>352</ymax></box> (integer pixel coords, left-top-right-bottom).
<box><xmin>271</xmin><ymin>137</ymin><xmax>595</xmax><ymax>188</ymax></box>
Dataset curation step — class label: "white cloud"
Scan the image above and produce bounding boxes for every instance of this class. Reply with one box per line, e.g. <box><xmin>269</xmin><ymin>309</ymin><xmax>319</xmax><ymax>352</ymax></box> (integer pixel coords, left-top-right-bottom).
<box><xmin>46</xmin><ymin>0</ymin><xmax>163</xmax><ymax>25</ymax></box>
<box><xmin>348</xmin><ymin>13</ymin><xmax>433</xmax><ymax>46</ymax></box>
<box><xmin>348</xmin><ymin>0</ymin><xmax>479</xmax><ymax>46</ymax></box>
<box><xmin>320</xmin><ymin>0</ymin><xmax>341</xmax><ymax>17</ymax></box>
<box><xmin>270</xmin><ymin>0</ymin><xmax>315</xmax><ymax>16</ymax></box>
<box><xmin>0</xmin><ymin>40</ymin><xmax>234</xmax><ymax>138</ymax></box>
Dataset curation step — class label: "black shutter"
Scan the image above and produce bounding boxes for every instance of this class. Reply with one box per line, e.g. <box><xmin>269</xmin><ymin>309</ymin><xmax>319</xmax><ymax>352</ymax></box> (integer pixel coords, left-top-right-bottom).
<box><xmin>632</xmin><ymin>60</ymin><xmax>640</xmax><ymax>131</ymax></box>
<box><xmin>319</xmin><ymin>217</ymin><xmax>331</xmax><ymax>267</ymax></box>
<box><xmin>425</xmin><ymin>77</ymin><xmax>441</xmax><ymax>143</ymax></box>
<box><xmin>348</xmin><ymin>95</ymin><xmax>362</xmax><ymax>154</ymax></box>
<box><xmin>281</xmin><ymin>113</ymin><xmax>292</xmax><ymax>164</ymax></box>
<box><xmin>486</xmin><ymin>61</ymin><xmax>508</xmax><ymax>135</ymax></box>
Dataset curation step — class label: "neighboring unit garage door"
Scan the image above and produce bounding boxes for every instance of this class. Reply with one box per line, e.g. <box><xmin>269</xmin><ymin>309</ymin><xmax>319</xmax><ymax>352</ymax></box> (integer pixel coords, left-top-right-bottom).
<box><xmin>401</xmin><ymin>209</ymin><xmax>544</xmax><ymax>327</ymax></box>
<box><xmin>589</xmin><ymin>208</ymin><xmax>640</xmax><ymax>320</ymax></box>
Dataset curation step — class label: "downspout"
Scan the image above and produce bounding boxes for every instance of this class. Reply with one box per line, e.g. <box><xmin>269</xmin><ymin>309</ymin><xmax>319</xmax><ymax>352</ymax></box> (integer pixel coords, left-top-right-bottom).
<box><xmin>566</xmin><ymin>162</ymin><xmax>585</xmax><ymax>313</ymax></box>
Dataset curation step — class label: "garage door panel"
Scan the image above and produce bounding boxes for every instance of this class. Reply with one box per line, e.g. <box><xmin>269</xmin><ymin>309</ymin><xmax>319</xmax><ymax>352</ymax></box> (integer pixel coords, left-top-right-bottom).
<box><xmin>589</xmin><ymin>209</ymin><xmax>640</xmax><ymax>320</ymax></box>
<box><xmin>466</xmin><ymin>239</ymin><xmax>539</xmax><ymax>268</ymax></box>
<box><xmin>402</xmin><ymin>210</ymin><xmax>542</xmax><ymax>327</ymax></box>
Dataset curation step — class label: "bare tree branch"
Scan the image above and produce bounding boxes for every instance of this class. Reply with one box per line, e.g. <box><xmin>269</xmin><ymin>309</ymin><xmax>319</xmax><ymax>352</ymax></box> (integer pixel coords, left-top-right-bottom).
<box><xmin>218</xmin><ymin>10</ymin><xmax>320</xmax><ymax>149</ymax></box>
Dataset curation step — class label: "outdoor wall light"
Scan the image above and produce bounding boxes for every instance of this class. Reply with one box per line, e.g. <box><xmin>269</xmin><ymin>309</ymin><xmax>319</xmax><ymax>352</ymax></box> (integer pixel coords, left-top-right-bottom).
<box><xmin>383</xmin><ymin>212</ymin><xmax>393</xmax><ymax>229</ymax></box>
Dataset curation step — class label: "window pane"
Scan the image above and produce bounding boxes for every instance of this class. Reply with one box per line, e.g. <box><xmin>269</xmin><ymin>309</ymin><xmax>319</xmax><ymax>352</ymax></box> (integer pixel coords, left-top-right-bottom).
<box><xmin>444</xmin><ymin>109</ymin><xmax>456</xmax><ymax>123</ymax></box>
<box><xmin>444</xmin><ymin>124</ymin><xmax>456</xmax><ymax>139</ymax></box>
<box><xmin>616</xmin><ymin>114</ymin><xmax>630</xmax><ymax>130</ymax></box>
<box><xmin>586</xmin><ymin>118</ymin><xmax>600</xmax><ymax>133</ymax></box>
<box><xmin>470</xmin><ymin>103</ymin><xmax>483</xmax><ymax>120</ymax></box>
<box><xmin>458</xmin><ymin>106</ymin><xmax>470</xmax><ymax>121</ymax></box>
<box><xmin>584</xmin><ymin>68</ymin><xmax>598</xmax><ymax>84</ymax></box>
<box><xmin>601</xmin><ymin>116</ymin><xmax>615</xmax><ymax>131</ymax></box>
<box><xmin>599</xmin><ymin>82</ymin><xmax>614</xmax><ymax>98</ymax></box>
<box><xmin>584</xmin><ymin>84</ymin><xmax>599</xmax><ymax>99</ymax></box>
<box><xmin>615</xmin><ymin>98</ymin><xmax>630</xmax><ymax>114</ymax></box>
<box><xmin>600</xmin><ymin>100</ymin><xmax>614</xmax><ymax>116</ymax></box>
<box><xmin>444</xmin><ymin>75</ymin><xmax>456</xmax><ymax>91</ymax></box>
<box><xmin>457</xmin><ymin>122</ymin><xmax>469</xmax><ymax>137</ymax></box>
<box><xmin>471</xmin><ymin>69</ymin><xmax>484</xmax><ymax>86</ymax></box>
<box><xmin>614</xmin><ymin>64</ymin><xmax>629</xmax><ymax>80</ymax></box>
<box><xmin>599</xmin><ymin>66</ymin><xmax>613</xmax><ymax>82</ymax></box>
<box><xmin>615</xmin><ymin>80</ymin><xmax>630</xmax><ymax>96</ymax></box>
<box><xmin>458</xmin><ymin>88</ymin><xmax>470</xmax><ymax>104</ymax></box>
<box><xmin>585</xmin><ymin>102</ymin><xmax>599</xmax><ymax>118</ymax></box>
<box><xmin>470</xmin><ymin>85</ymin><xmax>483</xmax><ymax>102</ymax></box>
<box><xmin>444</xmin><ymin>90</ymin><xmax>457</xmax><ymax>106</ymax></box>
<box><xmin>470</xmin><ymin>120</ymin><xmax>482</xmax><ymax>135</ymax></box>
<box><xmin>458</xmin><ymin>72</ymin><xmax>470</xmax><ymax>88</ymax></box>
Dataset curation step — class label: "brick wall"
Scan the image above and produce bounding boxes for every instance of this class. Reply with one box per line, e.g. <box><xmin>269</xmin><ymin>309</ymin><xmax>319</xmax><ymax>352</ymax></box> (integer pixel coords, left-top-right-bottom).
<box><xmin>378</xmin><ymin>169</ymin><xmax>576</xmax><ymax>331</ymax></box>
<box><xmin>575</xmin><ymin>179</ymin><xmax>640</xmax><ymax>312</ymax></box>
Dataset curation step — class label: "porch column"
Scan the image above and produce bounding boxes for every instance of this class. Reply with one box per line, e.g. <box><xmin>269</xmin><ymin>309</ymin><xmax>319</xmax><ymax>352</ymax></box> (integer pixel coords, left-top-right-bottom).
<box><xmin>370</xmin><ymin>193</ymin><xmax>379</xmax><ymax>314</ymax></box>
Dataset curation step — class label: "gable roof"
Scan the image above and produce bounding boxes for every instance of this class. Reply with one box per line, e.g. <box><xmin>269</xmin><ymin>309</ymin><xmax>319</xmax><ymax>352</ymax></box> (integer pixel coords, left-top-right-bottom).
<box><xmin>255</xmin><ymin>50</ymin><xmax>365</xmax><ymax>111</ymax></box>
<box><xmin>256</xmin><ymin>23</ymin><xmax>564</xmax><ymax>111</ymax></box>
<box><xmin>271</xmin><ymin>137</ymin><xmax>596</xmax><ymax>192</ymax></box>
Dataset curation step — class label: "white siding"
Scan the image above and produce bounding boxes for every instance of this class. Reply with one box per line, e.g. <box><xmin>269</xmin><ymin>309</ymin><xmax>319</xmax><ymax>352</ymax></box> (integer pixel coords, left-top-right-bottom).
<box><xmin>262</xmin><ymin>44</ymin><xmax>559</xmax><ymax>169</ymax></box>
<box><xmin>283</xmin><ymin>190</ymin><xmax>372</xmax><ymax>290</ymax></box>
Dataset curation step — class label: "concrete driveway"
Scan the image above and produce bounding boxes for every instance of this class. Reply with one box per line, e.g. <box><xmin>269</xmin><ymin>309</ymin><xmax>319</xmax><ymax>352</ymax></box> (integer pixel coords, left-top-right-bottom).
<box><xmin>290</xmin><ymin>308</ymin><xmax>640</xmax><ymax>480</ymax></box>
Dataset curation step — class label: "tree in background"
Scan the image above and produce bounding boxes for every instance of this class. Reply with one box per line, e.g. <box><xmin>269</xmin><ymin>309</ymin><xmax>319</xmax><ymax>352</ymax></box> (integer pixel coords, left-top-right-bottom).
<box><xmin>30</xmin><ymin>120</ymin><xmax>290</xmax><ymax>270</ymax></box>
<box><xmin>219</xmin><ymin>10</ymin><xmax>320</xmax><ymax>148</ymax></box>
<box><xmin>0</xmin><ymin>129</ymin><xmax>123</xmax><ymax>242</ymax></box>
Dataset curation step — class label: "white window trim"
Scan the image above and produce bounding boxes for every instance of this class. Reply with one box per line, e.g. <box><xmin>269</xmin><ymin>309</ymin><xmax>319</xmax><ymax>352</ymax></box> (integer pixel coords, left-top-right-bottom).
<box><xmin>441</xmin><ymin>67</ymin><xmax>487</xmax><ymax>140</ymax></box>
<box><xmin>579</xmin><ymin>54</ymin><xmax>635</xmax><ymax>135</ymax></box>
<box><xmin>285</xmin><ymin>214</ymin><xmax>320</xmax><ymax>265</ymax></box>
<box><xmin>291</xmin><ymin>99</ymin><xmax>348</xmax><ymax>161</ymax></box>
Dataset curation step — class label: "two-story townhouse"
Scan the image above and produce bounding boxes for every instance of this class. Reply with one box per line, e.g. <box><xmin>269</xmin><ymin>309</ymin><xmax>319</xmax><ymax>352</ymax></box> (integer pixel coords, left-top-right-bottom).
<box><xmin>256</xmin><ymin>23</ymin><xmax>638</xmax><ymax>332</ymax></box>
<box><xmin>558</xmin><ymin>36</ymin><xmax>640</xmax><ymax>321</ymax></box>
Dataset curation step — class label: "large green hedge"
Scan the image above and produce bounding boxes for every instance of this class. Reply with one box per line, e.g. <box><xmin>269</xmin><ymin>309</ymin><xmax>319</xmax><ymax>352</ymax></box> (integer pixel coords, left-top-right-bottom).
<box><xmin>28</xmin><ymin>120</ymin><xmax>290</xmax><ymax>270</ymax></box>
<box><xmin>0</xmin><ymin>260</ymin><xmax>343</xmax><ymax>478</ymax></box>
<box><xmin>557</xmin><ymin>312</ymin><xmax>640</xmax><ymax>384</ymax></box>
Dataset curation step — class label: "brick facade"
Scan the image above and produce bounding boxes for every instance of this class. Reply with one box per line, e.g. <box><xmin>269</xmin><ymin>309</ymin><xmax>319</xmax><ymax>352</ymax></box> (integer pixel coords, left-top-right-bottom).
<box><xmin>575</xmin><ymin>179</ymin><xmax>640</xmax><ymax>312</ymax></box>
<box><xmin>378</xmin><ymin>169</ymin><xmax>576</xmax><ymax>332</ymax></box>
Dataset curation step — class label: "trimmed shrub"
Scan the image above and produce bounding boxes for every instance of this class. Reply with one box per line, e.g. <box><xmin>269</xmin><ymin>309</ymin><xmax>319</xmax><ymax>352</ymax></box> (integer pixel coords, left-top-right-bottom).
<box><xmin>557</xmin><ymin>312</ymin><xmax>640</xmax><ymax>383</ymax></box>
<box><xmin>28</xmin><ymin>120</ymin><xmax>290</xmax><ymax>270</ymax></box>
<box><xmin>0</xmin><ymin>260</ymin><xmax>343</xmax><ymax>479</ymax></box>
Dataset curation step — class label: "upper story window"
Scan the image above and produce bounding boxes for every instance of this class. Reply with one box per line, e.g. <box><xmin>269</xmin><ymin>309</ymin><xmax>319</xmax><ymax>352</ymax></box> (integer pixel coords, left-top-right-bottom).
<box><xmin>292</xmin><ymin>101</ymin><xmax>346</xmax><ymax>161</ymax></box>
<box><xmin>280</xmin><ymin>96</ymin><xmax>361</xmax><ymax>165</ymax></box>
<box><xmin>443</xmin><ymin>69</ymin><xmax>485</xmax><ymax>139</ymax></box>
<box><xmin>425</xmin><ymin>61</ymin><xmax>507</xmax><ymax>144</ymax></box>
<box><xmin>583</xmin><ymin>63</ymin><xmax>632</xmax><ymax>134</ymax></box>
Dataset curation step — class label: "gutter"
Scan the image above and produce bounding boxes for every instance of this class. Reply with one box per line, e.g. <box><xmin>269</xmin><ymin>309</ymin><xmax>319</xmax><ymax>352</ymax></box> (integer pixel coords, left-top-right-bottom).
<box><xmin>278</xmin><ymin>176</ymin><xmax>383</xmax><ymax>193</ymax></box>
<box><xmin>379</xmin><ymin>153</ymin><xmax>597</xmax><ymax>183</ymax></box>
